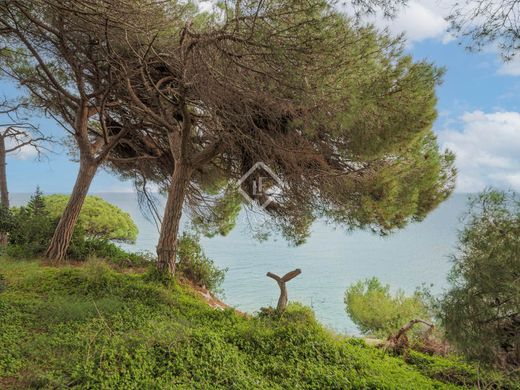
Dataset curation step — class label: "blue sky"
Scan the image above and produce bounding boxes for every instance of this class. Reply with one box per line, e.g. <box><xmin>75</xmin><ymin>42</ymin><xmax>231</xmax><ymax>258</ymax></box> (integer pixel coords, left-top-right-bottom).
<box><xmin>2</xmin><ymin>0</ymin><xmax>520</xmax><ymax>194</ymax></box>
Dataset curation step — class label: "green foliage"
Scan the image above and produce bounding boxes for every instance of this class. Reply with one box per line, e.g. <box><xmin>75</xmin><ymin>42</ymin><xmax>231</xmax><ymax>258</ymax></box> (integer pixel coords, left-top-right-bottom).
<box><xmin>325</xmin><ymin>133</ymin><xmax>456</xmax><ymax>236</ymax></box>
<box><xmin>176</xmin><ymin>232</ymin><xmax>227</xmax><ymax>292</ymax></box>
<box><xmin>143</xmin><ymin>263</ymin><xmax>175</xmax><ymax>287</ymax></box>
<box><xmin>191</xmin><ymin>188</ymin><xmax>242</xmax><ymax>238</ymax></box>
<box><xmin>1</xmin><ymin>0</ymin><xmax>456</xmax><ymax>255</ymax></box>
<box><xmin>405</xmin><ymin>350</ymin><xmax>518</xmax><ymax>389</ymax></box>
<box><xmin>106</xmin><ymin>1</ymin><xmax>453</xmax><ymax>248</ymax></box>
<box><xmin>1</xmin><ymin>258</ymin><xmax>515</xmax><ymax>389</ymax></box>
<box><xmin>6</xmin><ymin>189</ymin><xmax>57</xmax><ymax>258</ymax></box>
<box><xmin>0</xmin><ymin>206</ymin><xmax>14</xmax><ymax>234</ymax></box>
<box><xmin>362</xmin><ymin>134</ymin><xmax>456</xmax><ymax>232</ymax></box>
<box><xmin>441</xmin><ymin>189</ymin><xmax>520</xmax><ymax>369</ymax></box>
<box><xmin>5</xmin><ymin>189</ymin><xmax>146</xmax><ymax>264</ymax></box>
<box><xmin>68</xmin><ymin>238</ymin><xmax>151</xmax><ymax>267</ymax></box>
<box><xmin>43</xmin><ymin>195</ymin><xmax>138</xmax><ymax>243</ymax></box>
<box><xmin>345</xmin><ymin>277</ymin><xmax>430</xmax><ymax>337</ymax></box>
<box><xmin>0</xmin><ymin>273</ymin><xmax>5</xmax><ymax>293</ymax></box>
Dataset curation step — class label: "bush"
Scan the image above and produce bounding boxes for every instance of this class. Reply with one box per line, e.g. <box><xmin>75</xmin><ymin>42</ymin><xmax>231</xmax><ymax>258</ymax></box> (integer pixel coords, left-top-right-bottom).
<box><xmin>176</xmin><ymin>232</ymin><xmax>226</xmax><ymax>293</ymax></box>
<box><xmin>345</xmin><ymin>277</ymin><xmax>431</xmax><ymax>338</ymax></box>
<box><xmin>68</xmin><ymin>238</ymin><xmax>152</xmax><ymax>267</ymax></box>
<box><xmin>5</xmin><ymin>188</ymin><xmax>147</xmax><ymax>264</ymax></box>
<box><xmin>405</xmin><ymin>350</ymin><xmax>518</xmax><ymax>389</ymax></box>
<box><xmin>6</xmin><ymin>188</ymin><xmax>57</xmax><ymax>258</ymax></box>
<box><xmin>0</xmin><ymin>273</ymin><xmax>5</xmax><ymax>293</ymax></box>
<box><xmin>0</xmin><ymin>206</ymin><xmax>14</xmax><ymax>235</ymax></box>
<box><xmin>440</xmin><ymin>189</ymin><xmax>520</xmax><ymax>369</ymax></box>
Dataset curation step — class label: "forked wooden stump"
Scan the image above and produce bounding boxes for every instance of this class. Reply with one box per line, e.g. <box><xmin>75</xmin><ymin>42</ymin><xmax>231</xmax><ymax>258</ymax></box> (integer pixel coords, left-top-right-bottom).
<box><xmin>266</xmin><ymin>268</ymin><xmax>301</xmax><ymax>313</ymax></box>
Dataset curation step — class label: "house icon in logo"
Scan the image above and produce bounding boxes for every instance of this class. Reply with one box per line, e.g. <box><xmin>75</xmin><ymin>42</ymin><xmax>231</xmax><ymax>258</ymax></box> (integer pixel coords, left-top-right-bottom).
<box><xmin>236</xmin><ymin>162</ymin><xmax>285</xmax><ymax>209</ymax></box>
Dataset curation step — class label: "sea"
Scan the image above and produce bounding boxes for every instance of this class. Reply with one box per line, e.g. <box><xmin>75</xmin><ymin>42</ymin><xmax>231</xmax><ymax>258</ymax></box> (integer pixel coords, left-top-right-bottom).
<box><xmin>11</xmin><ymin>192</ymin><xmax>471</xmax><ymax>335</ymax></box>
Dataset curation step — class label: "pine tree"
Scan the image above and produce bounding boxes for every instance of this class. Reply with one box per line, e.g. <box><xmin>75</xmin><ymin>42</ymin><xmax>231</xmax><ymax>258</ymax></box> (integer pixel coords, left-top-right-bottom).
<box><xmin>27</xmin><ymin>187</ymin><xmax>46</xmax><ymax>217</ymax></box>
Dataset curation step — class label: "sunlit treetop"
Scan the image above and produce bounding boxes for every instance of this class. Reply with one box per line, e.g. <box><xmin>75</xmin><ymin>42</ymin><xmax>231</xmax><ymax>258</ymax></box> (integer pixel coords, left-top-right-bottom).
<box><xmin>44</xmin><ymin>195</ymin><xmax>138</xmax><ymax>243</ymax></box>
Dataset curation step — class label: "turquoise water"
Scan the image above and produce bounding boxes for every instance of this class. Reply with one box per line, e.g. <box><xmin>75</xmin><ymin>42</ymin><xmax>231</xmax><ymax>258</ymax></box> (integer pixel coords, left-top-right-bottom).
<box><xmin>11</xmin><ymin>193</ymin><xmax>470</xmax><ymax>335</ymax></box>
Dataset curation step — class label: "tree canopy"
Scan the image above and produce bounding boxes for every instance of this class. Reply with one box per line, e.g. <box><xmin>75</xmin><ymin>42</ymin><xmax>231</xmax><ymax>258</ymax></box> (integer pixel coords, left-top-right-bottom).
<box><xmin>44</xmin><ymin>195</ymin><xmax>138</xmax><ymax>243</ymax></box>
<box><xmin>345</xmin><ymin>277</ymin><xmax>430</xmax><ymax>337</ymax></box>
<box><xmin>441</xmin><ymin>190</ymin><xmax>520</xmax><ymax>369</ymax></box>
<box><xmin>0</xmin><ymin>0</ymin><xmax>456</xmax><ymax>274</ymax></box>
<box><xmin>99</xmin><ymin>0</ymin><xmax>456</xmax><ymax>274</ymax></box>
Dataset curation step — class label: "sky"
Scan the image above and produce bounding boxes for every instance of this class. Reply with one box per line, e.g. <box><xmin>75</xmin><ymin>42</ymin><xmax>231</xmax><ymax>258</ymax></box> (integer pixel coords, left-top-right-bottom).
<box><xmin>1</xmin><ymin>0</ymin><xmax>520</xmax><ymax>194</ymax></box>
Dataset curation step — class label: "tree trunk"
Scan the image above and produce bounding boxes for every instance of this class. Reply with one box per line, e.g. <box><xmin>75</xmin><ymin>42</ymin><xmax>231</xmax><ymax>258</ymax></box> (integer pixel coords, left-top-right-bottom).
<box><xmin>0</xmin><ymin>136</ymin><xmax>8</xmax><ymax>208</ymax></box>
<box><xmin>391</xmin><ymin>319</ymin><xmax>433</xmax><ymax>342</ymax></box>
<box><xmin>385</xmin><ymin>319</ymin><xmax>434</xmax><ymax>354</ymax></box>
<box><xmin>156</xmin><ymin>163</ymin><xmax>192</xmax><ymax>276</ymax></box>
<box><xmin>45</xmin><ymin>159</ymin><xmax>98</xmax><ymax>261</ymax></box>
<box><xmin>0</xmin><ymin>136</ymin><xmax>8</xmax><ymax>246</ymax></box>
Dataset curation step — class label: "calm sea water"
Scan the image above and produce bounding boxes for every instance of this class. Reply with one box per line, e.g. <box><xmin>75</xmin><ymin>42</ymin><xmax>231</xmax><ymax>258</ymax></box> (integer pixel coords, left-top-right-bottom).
<box><xmin>11</xmin><ymin>192</ymin><xmax>470</xmax><ymax>335</ymax></box>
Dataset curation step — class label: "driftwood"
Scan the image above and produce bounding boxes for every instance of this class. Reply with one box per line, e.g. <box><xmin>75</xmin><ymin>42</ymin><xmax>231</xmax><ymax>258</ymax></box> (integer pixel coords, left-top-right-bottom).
<box><xmin>266</xmin><ymin>269</ymin><xmax>301</xmax><ymax>313</ymax></box>
<box><xmin>385</xmin><ymin>319</ymin><xmax>434</xmax><ymax>354</ymax></box>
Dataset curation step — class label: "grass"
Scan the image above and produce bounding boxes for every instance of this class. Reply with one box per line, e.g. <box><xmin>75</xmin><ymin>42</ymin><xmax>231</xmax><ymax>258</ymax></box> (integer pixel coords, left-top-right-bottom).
<box><xmin>0</xmin><ymin>257</ymin><xmax>516</xmax><ymax>389</ymax></box>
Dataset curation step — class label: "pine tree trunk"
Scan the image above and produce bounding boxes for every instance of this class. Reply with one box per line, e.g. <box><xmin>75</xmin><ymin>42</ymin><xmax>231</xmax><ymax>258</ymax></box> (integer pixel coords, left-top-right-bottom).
<box><xmin>45</xmin><ymin>158</ymin><xmax>98</xmax><ymax>261</ymax></box>
<box><xmin>156</xmin><ymin>163</ymin><xmax>192</xmax><ymax>276</ymax></box>
<box><xmin>0</xmin><ymin>136</ymin><xmax>9</xmax><ymax>246</ymax></box>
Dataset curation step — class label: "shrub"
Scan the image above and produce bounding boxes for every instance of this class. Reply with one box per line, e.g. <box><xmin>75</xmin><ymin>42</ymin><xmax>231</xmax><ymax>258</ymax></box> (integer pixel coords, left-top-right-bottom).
<box><xmin>6</xmin><ymin>188</ymin><xmax>58</xmax><ymax>258</ymax></box>
<box><xmin>440</xmin><ymin>189</ymin><xmax>520</xmax><ymax>369</ymax></box>
<box><xmin>345</xmin><ymin>277</ymin><xmax>431</xmax><ymax>338</ymax></box>
<box><xmin>176</xmin><ymin>232</ymin><xmax>226</xmax><ymax>293</ymax></box>
<box><xmin>5</xmin><ymin>188</ymin><xmax>147</xmax><ymax>264</ymax></box>
<box><xmin>0</xmin><ymin>273</ymin><xmax>5</xmax><ymax>293</ymax></box>
<box><xmin>68</xmin><ymin>237</ymin><xmax>151</xmax><ymax>267</ymax></box>
<box><xmin>0</xmin><ymin>206</ymin><xmax>14</xmax><ymax>235</ymax></box>
<box><xmin>405</xmin><ymin>350</ymin><xmax>518</xmax><ymax>389</ymax></box>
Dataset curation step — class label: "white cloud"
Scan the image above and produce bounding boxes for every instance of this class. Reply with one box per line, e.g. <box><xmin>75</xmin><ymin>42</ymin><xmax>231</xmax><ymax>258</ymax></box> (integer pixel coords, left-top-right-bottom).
<box><xmin>382</xmin><ymin>2</ymin><xmax>450</xmax><ymax>44</ymax></box>
<box><xmin>366</xmin><ymin>1</ymin><xmax>520</xmax><ymax>77</ymax></box>
<box><xmin>347</xmin><ymin>0</ymin><xmax>454</xmax><ymax>45</ymax></box>
<box><xmin>438</xmin><ymin>111</ymin><xmax>520</xmax><ymax>192</ymax></box>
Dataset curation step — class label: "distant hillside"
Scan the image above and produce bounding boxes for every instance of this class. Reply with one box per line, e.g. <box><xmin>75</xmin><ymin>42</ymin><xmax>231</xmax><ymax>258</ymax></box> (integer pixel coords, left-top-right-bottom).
<box><xmin>0</xmin><ymin>258</ymin><xmax>515</xmax><ymax>389</ymax></box>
